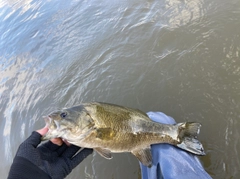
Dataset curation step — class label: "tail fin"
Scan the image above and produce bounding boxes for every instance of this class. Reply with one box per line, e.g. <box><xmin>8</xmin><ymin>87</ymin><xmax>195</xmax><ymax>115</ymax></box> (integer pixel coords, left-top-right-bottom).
<box><xmin>176</xmin><ymin>122</ymin><xmax>205</xmax><ymax>155</ymax></box>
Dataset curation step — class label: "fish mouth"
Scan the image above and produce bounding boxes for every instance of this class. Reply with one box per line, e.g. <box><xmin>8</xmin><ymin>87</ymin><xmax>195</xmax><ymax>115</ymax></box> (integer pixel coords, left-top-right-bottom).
<box><xmin>43</xmin><ymin>116</ymin><xmax>60</xmax><ymax>130</ymax></box>
<box><xmin>43</xmin><ymin>116</ymin><xmax>52</xmax><ymax>127</ymax></box>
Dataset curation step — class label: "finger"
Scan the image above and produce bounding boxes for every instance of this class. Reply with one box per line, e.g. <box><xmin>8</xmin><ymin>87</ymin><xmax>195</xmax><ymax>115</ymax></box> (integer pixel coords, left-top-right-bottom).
<box><xmin>63</xmin><ymin>139</ymin><xmax>71</xmax><ymax>146</ymax></box>
<box><xmin>62</xmin><ymin>145</ymin><xmax>81</xmax><ymax>158</ymax></box>
<box><xmin>56</xmin><ymin>143</ymin><xmax>68</xmax><ymax>156</ymax></box>
<box><xmin>39</xmin><ymin>140</ymin><xmax>62</xmax><ymax>152</ymax></box>
<box><xmin>70</xmin><ymin>148</ymin><xmax>93</xmax><ymax>168</ymax></box>
<box><xmin>50</xmin><ymin>138</ymin><xmax>63</xmax><ymax>146</ymax></box>
<box><xmin>36</xmin><ymin>126</ymin><xmax>49</xmax><ymax>136</ymax></box>
<box><xmin>23</xmin><ymin>131</ymin><xmax>42</xmax><ymax>148</ymax></box>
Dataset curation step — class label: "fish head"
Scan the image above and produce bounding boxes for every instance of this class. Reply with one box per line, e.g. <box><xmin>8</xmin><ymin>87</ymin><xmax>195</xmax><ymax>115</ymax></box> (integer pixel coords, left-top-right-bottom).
<box><xmin>42</xmin><ymin>105</ymin><xmax>95</xmax><ymax>142</ymax></box>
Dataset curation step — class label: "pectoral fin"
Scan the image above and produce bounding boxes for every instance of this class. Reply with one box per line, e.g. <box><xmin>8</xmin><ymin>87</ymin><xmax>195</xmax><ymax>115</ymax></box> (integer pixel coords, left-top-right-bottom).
<box><xmin>94</xmin><ymin>147</ymin><xmax>112</xmax><ymax>159</ymax></box>
<box><xmin>132</xmin><ymin>147</ymin><xmax>152</xmax><ymax>167</ymax></box>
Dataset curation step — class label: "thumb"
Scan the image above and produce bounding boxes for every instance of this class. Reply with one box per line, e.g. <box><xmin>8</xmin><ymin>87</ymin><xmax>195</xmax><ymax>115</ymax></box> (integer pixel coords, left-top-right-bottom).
<box><xmin>36</xmin><ymin>126</ymin><xmax>49</xmax><ymax>136</ymax></box>
<box><xmin>23</xmin><ymin>126</ymin><xmax>49</xmax><ymax>148</ymax></box>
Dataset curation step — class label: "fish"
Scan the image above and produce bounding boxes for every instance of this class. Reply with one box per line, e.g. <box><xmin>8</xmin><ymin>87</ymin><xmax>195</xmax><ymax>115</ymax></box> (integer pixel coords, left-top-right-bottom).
<box><xmin>42</xmin><ymin>102</ymin><xmax>205</xmax><ymax>167</ymax></box>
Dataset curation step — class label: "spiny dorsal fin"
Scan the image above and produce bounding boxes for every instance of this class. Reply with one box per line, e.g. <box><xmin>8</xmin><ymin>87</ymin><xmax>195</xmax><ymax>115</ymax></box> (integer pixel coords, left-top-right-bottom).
<box><xmin>94</xmin><ymin>147</ymin><xmax>112</xmax><ymax>159</ymax></box>
<box><xmin>132</xmin><ymin>146</ymin><xmax>152</xmax><ymax>167</ymax></box>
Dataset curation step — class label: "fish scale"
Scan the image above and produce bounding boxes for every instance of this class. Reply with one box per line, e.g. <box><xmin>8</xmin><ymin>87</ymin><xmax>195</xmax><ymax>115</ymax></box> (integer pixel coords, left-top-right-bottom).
<box><xmin>42</xmin><ymin>102</ymin><xmax>205</xmax><ymax>167</ymax></box>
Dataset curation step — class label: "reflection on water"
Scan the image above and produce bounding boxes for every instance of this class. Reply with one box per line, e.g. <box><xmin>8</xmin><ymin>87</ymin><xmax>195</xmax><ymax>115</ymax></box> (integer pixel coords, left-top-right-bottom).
<box><xmin>1</xmin><ymin>0</ymin><xmax>240</xmax><ymax>178</ymax></box>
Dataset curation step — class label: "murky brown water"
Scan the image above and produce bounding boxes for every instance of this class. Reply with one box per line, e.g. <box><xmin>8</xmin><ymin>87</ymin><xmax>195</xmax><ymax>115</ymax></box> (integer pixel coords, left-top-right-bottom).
<box><xmin>1</xmin><ymin>0</ymin><xmax>240</xmax><ymax>178</ymax></box>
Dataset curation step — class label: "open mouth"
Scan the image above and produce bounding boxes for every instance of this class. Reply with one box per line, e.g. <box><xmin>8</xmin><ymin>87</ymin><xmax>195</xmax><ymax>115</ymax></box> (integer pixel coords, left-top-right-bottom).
<box><xmin>43</xmin><ymin>116</ymin><xmax>60</xmax><ymax>130</ymax></box>
<box><xmin>43</xmin><ymin>116</ymin><xmax>52</xmax><ymax>127</ymax></box>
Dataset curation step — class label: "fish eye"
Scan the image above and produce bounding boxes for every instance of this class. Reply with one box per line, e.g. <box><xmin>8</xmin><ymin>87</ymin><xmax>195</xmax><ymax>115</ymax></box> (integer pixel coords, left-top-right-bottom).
<box><xmin>60</xmin><ymin>112</ymin><xmax>67</xmax><ymax>118</ymax></box>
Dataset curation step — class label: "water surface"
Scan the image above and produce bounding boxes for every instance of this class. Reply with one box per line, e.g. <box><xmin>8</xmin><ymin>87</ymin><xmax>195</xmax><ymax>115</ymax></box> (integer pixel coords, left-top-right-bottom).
<box><xmin>1</xmin><ymin>0</ymin><xmax>240</xmax><ymax>178</ymax></box>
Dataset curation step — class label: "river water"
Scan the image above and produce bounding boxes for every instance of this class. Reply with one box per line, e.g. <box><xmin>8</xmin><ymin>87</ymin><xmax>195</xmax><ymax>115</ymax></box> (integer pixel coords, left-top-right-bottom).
<box><xmin>1</xmin><ymin>0</ymin><xmax>240</xmax><ymax>178</ymax></box>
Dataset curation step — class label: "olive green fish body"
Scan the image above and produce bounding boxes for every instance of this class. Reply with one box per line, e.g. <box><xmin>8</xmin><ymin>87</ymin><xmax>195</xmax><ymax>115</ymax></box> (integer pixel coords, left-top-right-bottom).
<box><xmin>43</xmin><ymin>102</ymin><xmax>205</xmax><ymax>167</ymax></box>
<box><xmin>81</xmin><ymin>103</ymin><xmax>178</xmax><ymax>149</ymax></box>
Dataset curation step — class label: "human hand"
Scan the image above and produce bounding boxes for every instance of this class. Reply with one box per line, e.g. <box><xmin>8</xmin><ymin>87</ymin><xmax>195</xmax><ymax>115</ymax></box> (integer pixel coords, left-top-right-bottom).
<box><xmin>8</xmin><ymin>126</ymin><xmax>93</xmax><ymax>179</ymax></box>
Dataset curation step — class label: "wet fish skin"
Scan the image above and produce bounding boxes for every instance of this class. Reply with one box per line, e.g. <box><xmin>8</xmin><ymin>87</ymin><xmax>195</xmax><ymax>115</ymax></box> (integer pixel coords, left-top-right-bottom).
<box><xmin>42</xmin><ymin>102</ymin><xmax>205</xmax><ymax>167</ymax></box>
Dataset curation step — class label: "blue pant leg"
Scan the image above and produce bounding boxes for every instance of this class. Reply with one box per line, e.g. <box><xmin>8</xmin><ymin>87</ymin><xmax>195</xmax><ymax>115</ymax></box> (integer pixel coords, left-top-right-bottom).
<box><xmin>140</xmin><ymin>112</ymin><xmax>212</xmax><ymax>179</ymax></box>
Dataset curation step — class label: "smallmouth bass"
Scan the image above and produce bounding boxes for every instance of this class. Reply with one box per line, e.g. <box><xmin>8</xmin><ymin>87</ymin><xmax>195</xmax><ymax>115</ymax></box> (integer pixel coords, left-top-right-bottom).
<box><xmin>42</xmin><ymin>102</ymin><xmax>205</xmax><ymax>167</ymax></box>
